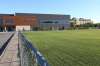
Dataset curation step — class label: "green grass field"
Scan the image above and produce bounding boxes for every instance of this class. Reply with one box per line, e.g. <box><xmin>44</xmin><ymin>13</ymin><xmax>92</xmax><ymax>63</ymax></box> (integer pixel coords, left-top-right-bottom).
<box><xmin>24</xmin><ymin>30</ymin><xmax>100</xmax><ymax>66</ymax></box>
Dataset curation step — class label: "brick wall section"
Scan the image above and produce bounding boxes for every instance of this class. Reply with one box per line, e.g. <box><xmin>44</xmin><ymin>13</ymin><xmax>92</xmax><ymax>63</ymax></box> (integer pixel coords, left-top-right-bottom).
<box><xmin>0</xmin><ymin>16</ymin><xmax>38</xmax><ymax>27</ymax></box>
<box><xmin>15</xmin><ymin>16</ymin><xmax>38</xmax><ymax>27</ymax></box>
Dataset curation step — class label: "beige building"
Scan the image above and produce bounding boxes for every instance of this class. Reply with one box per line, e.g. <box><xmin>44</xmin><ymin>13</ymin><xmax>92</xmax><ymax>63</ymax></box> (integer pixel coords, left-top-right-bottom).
<box><xmin>71</xmin><ymin>18</ymin><xmax>93</xmax><ymax>26</ymax></box>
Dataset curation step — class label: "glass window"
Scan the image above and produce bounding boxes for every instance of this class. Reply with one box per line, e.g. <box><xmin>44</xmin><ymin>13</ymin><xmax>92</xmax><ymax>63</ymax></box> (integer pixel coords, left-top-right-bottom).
<box><xmin>0</xmin><ymin>18</ymin><xmax>3</xmax><ymax>25</ymax></box>
<box><xmin>6</xmin><ymin>18</ymin><xmax>14</xmax><ymax>25</ymax></box>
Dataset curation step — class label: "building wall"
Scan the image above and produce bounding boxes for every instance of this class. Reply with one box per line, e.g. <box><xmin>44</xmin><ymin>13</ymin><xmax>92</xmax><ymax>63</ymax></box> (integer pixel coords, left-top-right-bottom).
<box><xmin>16</xmin><ymin>25</ymin><xmax>31</xmax><ymax>31</ymax></box>
<box><xmin>16</xmin><ymin>13</ymin><xmax>71</xmax><ymax>30</ymax></box>
<box><xmin>0</xmin><ymin>15</ymin><xmax>38</xmax><ymax>31</ymax></box>
<box><xmin>15</xmin><ymin>16</ymin><xmax>38</xmax><ymax>31</ymax></box>
<box><xmin>0</xmin><ymin>16</ymin><xmax>3</xmax><ymax>26</ymax></box>
<box><xmin>15</xmin><ymin>16</ymin><xmax>37</xmax><ymax>26</ymax></box>
<box><xmin>3</xmin><ymin>16</ymin><xmax>16</xmax><ymax>26</ymax></box>
<box><xmin>0</xmin><ymin>13</ymin><xmax>71</xmax><ymax>31</ymax></box>
<box><xmin>0</xmin><ymin>15</ymin><xmax>16</xmax><ymax>31</ymax></box>
<box><xmin>39</xmin><ymin>20</ymin><xmax>70</xmax><ymax>30</ymax></box>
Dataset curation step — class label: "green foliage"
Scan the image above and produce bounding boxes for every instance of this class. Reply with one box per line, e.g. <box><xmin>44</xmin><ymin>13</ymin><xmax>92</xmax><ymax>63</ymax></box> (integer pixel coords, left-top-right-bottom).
<box><xmin>24</xmin><ymin>30</ymin><xmax>100</xmax><ymax>66</ymax></box>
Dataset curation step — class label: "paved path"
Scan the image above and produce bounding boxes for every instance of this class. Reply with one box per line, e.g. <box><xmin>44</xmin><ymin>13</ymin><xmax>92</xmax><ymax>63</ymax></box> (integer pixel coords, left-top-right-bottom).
<box><xmin>0</xmin><ymin>32</ymin><xmax>20</xmax><ymax>66</ymax></box>
<box><xmin>0</xmin><ymin>32</ymin><xmax>13</xmax><ymax>48</ymax></box>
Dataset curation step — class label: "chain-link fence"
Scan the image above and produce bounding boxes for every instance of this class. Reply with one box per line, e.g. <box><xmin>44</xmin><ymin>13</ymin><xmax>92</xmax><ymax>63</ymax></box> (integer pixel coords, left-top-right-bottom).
<box><xmin>18</xmin><ymin>32</ymin><xmax>50</xmax><ymax>66</ymax></box>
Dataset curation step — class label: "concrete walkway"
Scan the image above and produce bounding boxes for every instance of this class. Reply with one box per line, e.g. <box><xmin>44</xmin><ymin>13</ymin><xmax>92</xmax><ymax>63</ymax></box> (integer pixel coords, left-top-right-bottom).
<box><xmin>0</xmin><ymin>32</ymin><xmax>20</xmax><ymax>66</ymax></box>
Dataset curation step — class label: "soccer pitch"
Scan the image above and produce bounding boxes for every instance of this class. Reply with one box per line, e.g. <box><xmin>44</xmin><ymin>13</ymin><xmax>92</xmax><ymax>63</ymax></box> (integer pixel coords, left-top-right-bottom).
<box><xmin>24</xmin><ymin>30</ymin><xmax>100</xmax><ymax>66</ymax></box>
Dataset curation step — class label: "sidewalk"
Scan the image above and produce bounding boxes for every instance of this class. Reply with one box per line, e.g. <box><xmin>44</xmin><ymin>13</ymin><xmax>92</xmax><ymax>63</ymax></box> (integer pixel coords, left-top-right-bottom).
<box><xmin>0</xmin><ymin>32</ymin><xmax>20</xmax><ymax>66</ymax></box>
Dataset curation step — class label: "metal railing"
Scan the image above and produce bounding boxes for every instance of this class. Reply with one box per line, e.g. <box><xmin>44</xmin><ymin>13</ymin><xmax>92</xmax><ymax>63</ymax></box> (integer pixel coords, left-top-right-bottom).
<box><xmin>18</xmin><ymin>32</ymin><xmax>50</xmax><ymax>66</ymax></box>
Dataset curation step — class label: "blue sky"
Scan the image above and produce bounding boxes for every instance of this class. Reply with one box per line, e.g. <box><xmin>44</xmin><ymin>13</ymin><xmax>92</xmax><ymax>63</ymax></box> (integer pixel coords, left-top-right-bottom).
<box><xmin>0</xmin><ymin>0</ymin><xmax>100</xmax><ymax>22</ymax></box>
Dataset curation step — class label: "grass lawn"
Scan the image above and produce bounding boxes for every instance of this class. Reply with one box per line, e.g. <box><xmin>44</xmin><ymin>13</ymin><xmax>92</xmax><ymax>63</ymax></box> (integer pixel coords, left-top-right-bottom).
<box><xmin>24</xmin><ymin>30</ymin><xmax>100</xmax><ymax>66</ymax></box>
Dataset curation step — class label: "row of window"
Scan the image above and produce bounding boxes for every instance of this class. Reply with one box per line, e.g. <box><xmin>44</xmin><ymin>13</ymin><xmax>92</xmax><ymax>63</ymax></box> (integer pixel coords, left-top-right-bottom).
<box><xmin>0</xmin><ymin>18</ymin><xmax>14</xmax><ymax>25</ymax></box>
<box><xmin>42</xmin><ymin>21</ymin><xmax>58</xmax><ymax>23</ymax></box>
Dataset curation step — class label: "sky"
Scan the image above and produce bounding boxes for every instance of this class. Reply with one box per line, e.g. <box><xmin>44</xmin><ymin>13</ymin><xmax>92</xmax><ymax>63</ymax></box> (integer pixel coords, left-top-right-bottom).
<box><xmin>0</xmin><ymin>0</ymin><xmax>100</xmax><ymax>23</ymax></box>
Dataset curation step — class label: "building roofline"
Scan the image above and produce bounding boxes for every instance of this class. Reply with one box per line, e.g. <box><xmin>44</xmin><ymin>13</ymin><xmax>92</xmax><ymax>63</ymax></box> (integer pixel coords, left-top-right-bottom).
<box><xmin>0</xmin><ymin>14</ymin><xmax>14</xmax><ymax>16</ymax></box>
<box><xmin>15</xmin><ymin>12</ymin><xmax>70</xmax><ymax>16</ymax></box>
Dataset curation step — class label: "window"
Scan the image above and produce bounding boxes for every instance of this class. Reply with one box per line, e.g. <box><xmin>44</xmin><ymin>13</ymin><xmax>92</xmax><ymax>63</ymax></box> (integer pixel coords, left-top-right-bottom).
<box><xmin>42</xmin><ymin>21</ymin><xmax>58</xmax><ymax>23</ymax></box>
<box><xmin>42</xmin><ymin>21</ymin><xmax>53</xmax><ymax>23</ymax></box>
<box><xmin>6</xmin><ymin>18</ymin><xmax>14</xmax><ymax>25</ymax></box>
<box><xmin>0</xmin><ymin>18</ymin><xmax>3</xmax><ymax>25</ymax></box>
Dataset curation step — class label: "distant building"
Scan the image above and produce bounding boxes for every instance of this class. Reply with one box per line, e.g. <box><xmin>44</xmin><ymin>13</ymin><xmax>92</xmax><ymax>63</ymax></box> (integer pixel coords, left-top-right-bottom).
<box><xmin>16</xmin><ymin>13</ymin><xmax>70</xmax><ymax>30</ymax></box>
<box><xmin>0</xmin><ymin>13</ymin><xmax>71</xmax><ymax>32</ymax></box>
<box><xmin>71</xmin><ymin>18</ymin><xmax>93</xmax><ymax>26</ymax></box>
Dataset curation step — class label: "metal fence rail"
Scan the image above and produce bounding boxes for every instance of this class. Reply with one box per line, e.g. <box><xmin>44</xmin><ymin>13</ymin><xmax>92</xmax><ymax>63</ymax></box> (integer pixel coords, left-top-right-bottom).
<box><xmin>18</xmin><ymin>32</ymin><xmax>50</xmax><ymax>66</ymax></box>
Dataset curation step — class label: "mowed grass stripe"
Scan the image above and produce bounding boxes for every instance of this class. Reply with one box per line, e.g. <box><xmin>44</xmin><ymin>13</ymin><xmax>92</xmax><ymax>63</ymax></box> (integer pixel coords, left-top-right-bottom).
<box><xmin>24</xmin><ymin>30</ymin><xmax>100</xmax><ymax>66</ymax></box>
